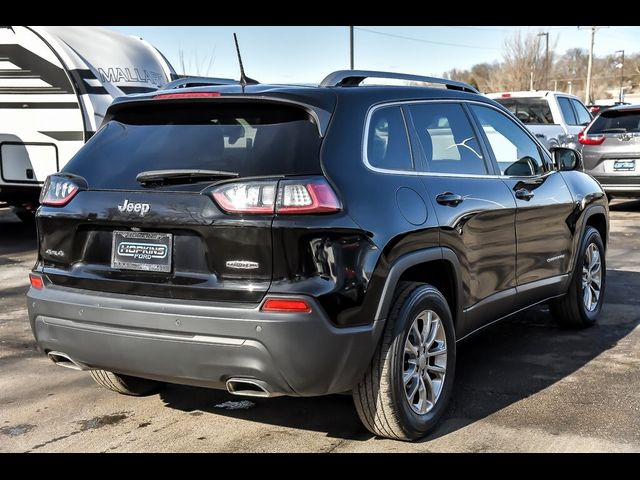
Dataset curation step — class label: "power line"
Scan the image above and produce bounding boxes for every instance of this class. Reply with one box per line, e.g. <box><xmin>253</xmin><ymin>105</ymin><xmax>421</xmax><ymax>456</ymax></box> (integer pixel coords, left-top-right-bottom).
<box><xmin>354</xmin><ymin>27</ymin><xmax>500</xmax><ymax>51</ymax></box>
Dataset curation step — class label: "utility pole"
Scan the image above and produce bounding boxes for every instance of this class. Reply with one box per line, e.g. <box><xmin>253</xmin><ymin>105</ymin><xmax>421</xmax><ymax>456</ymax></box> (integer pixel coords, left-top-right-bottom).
<box><xmin>538</xmin><ymin>32</ymin><xmax>549</xmax><ymax>89</ymax></box>
<box><xmin>349</xmin><ymin>26</ymin><xmax>354</xmax><ymax>70</ymax></box>
<box><xmin>578</xmin><ymin>26</ymin><xmax>608</xmax><ymax>104</ymax></box>
<box><xmin>615</xmin><ymin>49</ymin><xmax>625</xmax><ymax>103</ymax></box>
<box><xmin>529</xmin><ymin>68</ymin><xmax>534</xmax><ymax>91</ymax></box>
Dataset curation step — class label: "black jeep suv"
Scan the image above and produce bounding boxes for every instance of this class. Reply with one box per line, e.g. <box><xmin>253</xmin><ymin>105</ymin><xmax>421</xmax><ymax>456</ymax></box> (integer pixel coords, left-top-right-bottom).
<box><xmin>27</xmin><ymin>71</ymin><xmax>608</xmax><ymax>441</ymax></box>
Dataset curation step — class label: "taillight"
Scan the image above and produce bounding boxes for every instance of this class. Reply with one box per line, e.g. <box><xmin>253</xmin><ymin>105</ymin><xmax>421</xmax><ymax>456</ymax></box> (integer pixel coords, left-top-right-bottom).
<box><xmin>153</xmin><ymin>92</ymin><xmax>221</xmax><ymax>100</ymax></box>
<box><xmin>40</xmin><ymin>174</ymin><xmax>86</xmax><ymax>206</ymax></box>
<box><xmin>261</xmin><ymin>298</ymin><xmax>312</xmax><ymax>313</ymax></box>
<box><xmin>212</xmin><ymin>181</ymin><xmax>277</xmax><ymax>214</ymax></box>
<box><xmin>29</xmin><ymin>273</ymin><xmax>44</xmax><ymax>290</ymax></box>
<box><xmin>578</xmin><ymin>130</ymin><xmax>606</xmax><ymax>146</ymax></box>
<box><xmin>501</xmin><ymin>93</ymin><xmax>511</xmax><ymax>98</ymax></box>
<box><xmin>209</xmin><ymin>177</ymin><xmax>341</xmax><ymax>215</ymax></box>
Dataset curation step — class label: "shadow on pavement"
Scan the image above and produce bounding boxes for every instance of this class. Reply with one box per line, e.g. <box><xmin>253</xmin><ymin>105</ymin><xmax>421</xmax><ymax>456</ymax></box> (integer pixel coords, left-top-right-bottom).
<box><xmin>609</xmin><ymin>199</ymin><xmax>640</xmax><ymax>212</ymax></box>
<box><xmin>160</xmin><ymin>269</ymin><xmax>639</xmax><ymax>442</ymax></box>
<box><xmin>0</xmin><ymin>208</ymin><xmax>37</xmax><ymax>256</ymax></box>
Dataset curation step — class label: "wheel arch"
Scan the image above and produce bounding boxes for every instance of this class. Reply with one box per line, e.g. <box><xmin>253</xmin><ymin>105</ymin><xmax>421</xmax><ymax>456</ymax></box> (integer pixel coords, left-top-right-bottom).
<box><xmin>584</xmin><ymin>207</ymin><xmax>608</xmax><ymax>249</ymax></box>
<box><xmin>374</xmin><ymin>247</ymin><xmax>463</xmax><ymax>333</ymax></box>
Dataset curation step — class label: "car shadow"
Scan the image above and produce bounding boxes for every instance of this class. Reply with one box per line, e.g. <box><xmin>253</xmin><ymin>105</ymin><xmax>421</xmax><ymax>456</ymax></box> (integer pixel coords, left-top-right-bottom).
<box><xmin>159</xmin><ymin>268</ymin><xmax>639</xmax><ymax>443</ymax></box>
<box><xmin>0</xmin><ymin>208</ymin><xmax>37</xmax><ymax>256</ymax></box>
<box><xmin>609</xmin><ymin>198</ymin><xmax>640</xmax><ymax>212</ymax></box>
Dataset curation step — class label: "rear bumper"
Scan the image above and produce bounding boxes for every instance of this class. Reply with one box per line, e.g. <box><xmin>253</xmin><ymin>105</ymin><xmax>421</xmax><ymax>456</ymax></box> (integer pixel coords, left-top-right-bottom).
<box><xmin>27</xmin><ymin>285</ymin><xmax>383</xmax><ymax>396</ymax></box>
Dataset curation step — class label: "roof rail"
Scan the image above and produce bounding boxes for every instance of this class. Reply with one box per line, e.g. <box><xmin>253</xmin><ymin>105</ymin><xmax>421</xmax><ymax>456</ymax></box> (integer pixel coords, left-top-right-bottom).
<box><xmin>319</xmin><ymin>70</ymin><xmax>479</xmax><ymax>94</ymax></box>
<box><xmin>162</xmin><ymin>76</ymin><xmax>242</xmax><ymax>90</ymax></box>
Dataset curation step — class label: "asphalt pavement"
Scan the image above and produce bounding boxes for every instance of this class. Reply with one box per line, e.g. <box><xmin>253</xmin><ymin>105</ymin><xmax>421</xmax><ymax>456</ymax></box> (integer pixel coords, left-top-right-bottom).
<box><xmin>1</xmin><ymin>202</ymin><xmax>639</xmax><ymax>452</ymax></box>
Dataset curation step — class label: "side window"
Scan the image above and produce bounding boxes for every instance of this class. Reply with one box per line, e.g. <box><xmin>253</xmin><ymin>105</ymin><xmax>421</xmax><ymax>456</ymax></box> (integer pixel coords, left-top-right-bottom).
<box><xmin>408</xmin><ymin>103</ymin><xmax>487</xmax><ymax>175</ymax></box>
<box><xmin>570</xmin><ymin>99</ymin><xmax>592</xmax><ymax>126</ymax></box>
<box><xmin>470</xmin><ymin>105</ymin><xmax>545</xmax><ymax>176</ymax></box>
<box><xmin>558</xmin><ymin>97</ymin><xmax>578</xmax><ymax>125</ymax></box>
<box><xmin>367</xmin><ymin>106</ymin><xmax>412</xmax><ymax>171</ymax></box>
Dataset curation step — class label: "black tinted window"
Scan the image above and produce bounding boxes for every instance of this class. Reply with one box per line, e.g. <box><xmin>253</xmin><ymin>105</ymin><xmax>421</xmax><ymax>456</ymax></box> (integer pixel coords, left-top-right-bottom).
<box><xmin>63</xmin><ymin>103</ymin><xmax>322</xmax><ymax>190</ymax></box>
<box><xmin>571</xmin><ymin>99</ymin><xmax>592</xmax><ymax>126</ymax></box>
<box><xmin>589</xmin><ymin>109</ymin><xmax>640</xmax><ymax>134</ymax></box>
<box><xmin>408</xmin><ymin>103</ymin><xmax>487</xmax><ymax>175</ymax></box>
<box><xmin>493</xmin><ymin>97</ymin><xmax>554</xmax><ymax>124</ymax></box>
<box><xmin>558</xmin><ymin>97</ymin><xmax>578</xmax><ymax>125</ymax></box>
<box><xmin>471</xmin><ymin>105</ymin><xmax>545</xmax><ymax>176</ymax></box>
<box><xmin>367</xmin><ymin>106</ymin><xmax>412</xmax><ymax>171</ymax></box>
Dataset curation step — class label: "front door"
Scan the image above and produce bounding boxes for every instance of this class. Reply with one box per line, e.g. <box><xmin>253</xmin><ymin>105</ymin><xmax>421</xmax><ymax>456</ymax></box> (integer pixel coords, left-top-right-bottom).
<box><xmin>469</xmin><ymin>103</ymin><xmax>575</xmax><ymax>307</ymax></box>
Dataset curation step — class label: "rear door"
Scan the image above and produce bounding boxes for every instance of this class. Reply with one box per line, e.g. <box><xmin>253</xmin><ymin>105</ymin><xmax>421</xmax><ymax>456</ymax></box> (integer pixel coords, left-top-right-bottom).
<box><xmin>38</xmin><ymin>99</ymin><xmax>326</xmax><ymax>303</ymax></box>
<box><xmin>557</xmin><ymin>96</ymin><xmax>592</xmax><ymax>146</ymax></box>
<box><xmin>404</xmin><ymin>101</ymin><xmax>518</xmax><ymax>336</ymax></box>
<box><xmin>469</xmin><ymin>103</ymin><xmax>575</xmax><ymax>307</ymax></box>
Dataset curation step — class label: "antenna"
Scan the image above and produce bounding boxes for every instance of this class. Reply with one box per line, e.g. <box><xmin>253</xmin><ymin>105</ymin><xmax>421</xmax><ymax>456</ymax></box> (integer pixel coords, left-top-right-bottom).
<box><xmin>233</xmin><ymin>33</ymin><xmax>258</xmax><ymax>87</ymax></box>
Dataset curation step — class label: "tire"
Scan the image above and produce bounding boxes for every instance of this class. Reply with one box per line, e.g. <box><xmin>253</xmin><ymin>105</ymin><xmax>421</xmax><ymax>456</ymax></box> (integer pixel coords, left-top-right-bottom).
<box><xmin>89</xmin><ymin>370</ymin><xmax>164</xmax><ymax>396</ymax></box>
<box><xmin>550</xmin><ymin>226</ymin><xmax>605</xmax><ymax>328</ymax></box>
<box><xmin>353</xmin><ymin>282</ymin><xmax>456</xmax><ymax>441</ymax></box>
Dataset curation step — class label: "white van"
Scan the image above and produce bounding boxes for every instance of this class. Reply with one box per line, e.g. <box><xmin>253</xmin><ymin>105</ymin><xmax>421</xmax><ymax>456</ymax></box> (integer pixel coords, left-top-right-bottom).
<box><xmin>0</xmin><ymin>26</ymin><xmax>176</xmax><ymax>221</ymax></box>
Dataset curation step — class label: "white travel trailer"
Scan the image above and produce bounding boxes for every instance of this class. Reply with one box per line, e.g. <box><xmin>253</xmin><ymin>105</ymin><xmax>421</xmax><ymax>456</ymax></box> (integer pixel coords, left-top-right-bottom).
<box><xmin>0</xmin><ymin>26</ymin><xmax>176</xmax><ymax>221</ymax></box>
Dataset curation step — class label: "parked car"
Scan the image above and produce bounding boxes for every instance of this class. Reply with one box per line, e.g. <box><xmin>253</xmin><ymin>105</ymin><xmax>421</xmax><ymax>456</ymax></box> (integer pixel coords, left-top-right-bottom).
<box><xmin>486</xmin><ymin>91</ymin><xmax>592</xmax><ymax>151</ymax></box>
<box><xmin>579</xmin><ymin>104</ymin><xmax>640</xmax><ymax>198</ymax></box>
<box><xmin>587</xmin><ymin>102</ymin><xmax>631</xmax><ymax>115</ymax></box>
<box><xmin>27</xmin><ymin>70</ymin><xmax>608</xmax><ymax>441</ymax></box>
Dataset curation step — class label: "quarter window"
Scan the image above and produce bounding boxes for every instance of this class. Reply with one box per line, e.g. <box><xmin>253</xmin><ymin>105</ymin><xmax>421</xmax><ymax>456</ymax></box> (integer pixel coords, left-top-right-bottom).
<box><xmin>570</xmin><ymin>99</ymin><xmax>592</xmax><ymax>126</ymax></box>
<box><xmin>367</xmin><ymin>106</ymin><xmax>413</xmax><ymax>171</ymax></box>
<box><xmin>408</xmin><ymin>103</ymin><xmax>487</xmax><ymax>175</ymax></box>
<box><xmin>470</xmin><ymin>105</ymin><xmax>545</xmax><ymax>176</ymax></box>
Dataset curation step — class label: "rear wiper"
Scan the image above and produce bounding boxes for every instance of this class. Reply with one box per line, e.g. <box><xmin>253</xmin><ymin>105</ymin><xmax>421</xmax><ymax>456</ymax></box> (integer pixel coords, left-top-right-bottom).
<box><xmin>136</xmin><ymin>169</ymin><xmax>239</xmax><ymax>186</ymax></box>
<box><xmin>599</xmin><ymin>128</ymin><xmax>627</xmax><ymax>133</ymax></box>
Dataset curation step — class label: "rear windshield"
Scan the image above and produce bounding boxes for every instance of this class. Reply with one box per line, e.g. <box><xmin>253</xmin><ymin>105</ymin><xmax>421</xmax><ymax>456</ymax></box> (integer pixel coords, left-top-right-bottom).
<box><xmin>493</xmin><ymin>98</ymin><xmax>554</xmax><ymax>125</ymax></box>
<box><xmin>63</xmin><ymin>102</ymin><xmax>322</xmax><ymax>190</ymax></box>
<box><xmin>589</xmin><ymin>109</ymin><xmax>640</xmax><ymax>134</ymax></box>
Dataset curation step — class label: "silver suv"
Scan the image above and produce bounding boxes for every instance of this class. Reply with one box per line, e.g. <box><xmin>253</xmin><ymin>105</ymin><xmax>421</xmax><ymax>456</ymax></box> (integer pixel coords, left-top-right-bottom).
<box><xmin>487</xmin><ymin>91</ymin><xmax>592</xmax><ymax>150</ymax></box>
<box><xmin>579</xmin><ymin>104</ymin><xmax>640</xmax><ymax>197</ymax></box>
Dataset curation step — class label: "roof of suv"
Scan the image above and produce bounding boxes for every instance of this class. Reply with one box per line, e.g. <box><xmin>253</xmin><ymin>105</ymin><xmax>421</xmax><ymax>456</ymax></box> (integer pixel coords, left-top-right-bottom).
<box><xmin>110</xmin><ymin>70</ymin><xmax>493</xmax><ymax>111</ymax></box>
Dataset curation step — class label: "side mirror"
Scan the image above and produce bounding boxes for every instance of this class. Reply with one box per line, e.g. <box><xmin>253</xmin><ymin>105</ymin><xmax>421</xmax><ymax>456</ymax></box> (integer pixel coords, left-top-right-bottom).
<box><xmin>550</xmin><ymin>147</ymin><xmax>583</xmax><ymax>171</ymax></box>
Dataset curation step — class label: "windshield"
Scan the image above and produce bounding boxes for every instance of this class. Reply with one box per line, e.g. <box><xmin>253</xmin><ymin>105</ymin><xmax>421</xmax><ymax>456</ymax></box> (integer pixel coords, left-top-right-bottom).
<box><xmin>493</xmin><ymin>97</ymin><xmax>554</xmax><ymax>124</ymax></box>
<box><xmin>63</xmin><ymin>102</ymin><xmax>322</xmax><ymax>190</ymax></box>
<box><xmin>589</xmin><ymin>109</ymin><xmax>640</xmax><ymax>134</ymax></box>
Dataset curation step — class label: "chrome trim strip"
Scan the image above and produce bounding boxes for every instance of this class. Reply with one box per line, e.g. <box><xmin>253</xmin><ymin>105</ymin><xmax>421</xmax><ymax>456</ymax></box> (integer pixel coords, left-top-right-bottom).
<box><xmin>41</xmin><ymin>316</ymin><xmax>246</xmax><ymax>346</ymax></box>
<box><xmin>361</xmin><ymin>98</ymin><xmax>553</xmax><ymax>180</ymax></box>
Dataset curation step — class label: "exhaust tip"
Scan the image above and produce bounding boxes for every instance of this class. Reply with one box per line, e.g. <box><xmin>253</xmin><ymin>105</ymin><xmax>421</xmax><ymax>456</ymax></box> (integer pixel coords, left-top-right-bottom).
<box><xmin>226</xmin><ymin>378</ymin><xmax>278</xmax><ymax>398</ymax></box>
<box><xmin>47</xmin><ymin>351</ymin><xmax>89</xmax><ymax>371</ymax></box>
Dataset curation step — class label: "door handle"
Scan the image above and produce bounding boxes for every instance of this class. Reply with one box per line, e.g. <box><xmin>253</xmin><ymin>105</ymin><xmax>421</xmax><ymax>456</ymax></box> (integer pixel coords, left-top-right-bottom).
<box><xmin>436</xmin><ymin>192</ymin><xmax>464</xmax><ymax>206</ymax></box>
<box><xmin>515</xmin><ymin>188</ymin><xmax>535</xmax><ymax>201</ymax></box>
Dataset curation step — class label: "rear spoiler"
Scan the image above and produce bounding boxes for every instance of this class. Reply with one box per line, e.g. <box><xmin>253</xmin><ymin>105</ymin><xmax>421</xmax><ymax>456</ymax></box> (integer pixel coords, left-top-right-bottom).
<box><xmin>103</xmin><ymin>95</ymin><xmax>332</xmax><ymax>137</ymax></box>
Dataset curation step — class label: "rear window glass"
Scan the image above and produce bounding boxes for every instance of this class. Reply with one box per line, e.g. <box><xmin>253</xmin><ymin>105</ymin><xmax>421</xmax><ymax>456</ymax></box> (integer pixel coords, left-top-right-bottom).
<box><xmin>493</xmin><ymin>97</ymin><xmax>554</xmax><ymax>124</ymax></box>
<box><xmin>589</xmin><ymin>109</ymin><xmax>640</xmax><ymax>134</ymax></box>
<box><xmin>63</xmin><ymin>102</ymin><xmax>322</xmax><ymax>190</ymax></box>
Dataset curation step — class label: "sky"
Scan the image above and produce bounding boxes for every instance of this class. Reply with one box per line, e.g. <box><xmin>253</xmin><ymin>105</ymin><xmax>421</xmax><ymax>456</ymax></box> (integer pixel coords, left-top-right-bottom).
<box><xmin>107</xmin><ymin>26</ymin><xmax>640</xmax><ymax>83</ymax></box>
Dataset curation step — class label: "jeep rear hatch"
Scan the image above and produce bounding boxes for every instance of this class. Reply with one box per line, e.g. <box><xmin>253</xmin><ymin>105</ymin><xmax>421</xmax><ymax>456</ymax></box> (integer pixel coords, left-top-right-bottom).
<box><xmin>37</xmin><ymin>99</ymin><xmax>329</xmax><ymax>303</ymax></box>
